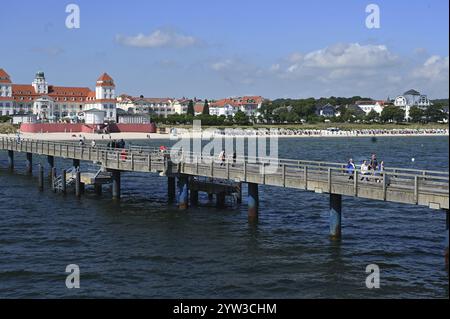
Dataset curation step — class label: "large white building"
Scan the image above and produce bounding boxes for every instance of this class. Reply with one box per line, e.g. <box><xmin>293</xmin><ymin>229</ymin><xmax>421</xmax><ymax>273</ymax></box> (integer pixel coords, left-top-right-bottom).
<box><xmin>394</xmin><ymin>89</ymin><xmax>431</xmax><ymax>120</ymax></box>
<box><xmin>355</xmin><ymin>100</ymin><xmax>386</xmax><ymax>115</ymax></box>
<box><xmin>117</xmin><ymin>95</ymin><xmax>184</xmax><ymax>117</ymax></box>
<box><xmin>0</xmin><ymin>68</ymin><xmax>117</xmax><ymax>121</ymax></box>
<box><xmin>209</xmin><ymin>96</ymin><xmax>264</xmax><ymax>117</ymax></box>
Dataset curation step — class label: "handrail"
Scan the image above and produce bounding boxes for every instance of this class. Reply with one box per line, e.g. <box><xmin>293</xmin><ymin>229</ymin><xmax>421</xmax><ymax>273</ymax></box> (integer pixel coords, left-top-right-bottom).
<box><xmin>1</xmin><ymin>137</ymin><xmax>449</xmax><ymax>181</ymax></box>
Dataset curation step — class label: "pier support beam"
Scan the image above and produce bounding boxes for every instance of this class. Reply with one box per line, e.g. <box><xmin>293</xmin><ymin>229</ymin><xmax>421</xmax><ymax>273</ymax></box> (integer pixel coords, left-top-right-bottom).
<box><xmin>75</xmin><ymin>170</ymin><xmax>81</xmax><ymax>198</ymax></box>
<box><xmin>38</xmin><ymin>164</ymin><xmax>44</xmax><ymax>191</ymax></box>
<box><xmin>247</xmin><ymin>183</ymin><xmax>259</xmax><ymax>222</ymax></box>
<box><xmin>111</xmin><ymin>170</ymin><xmax>121</xmax><ymax>200</ymax></box>
<box><xmin>7</xmin><ymin>150</ymin><xmax>14</xmax><ymax>170</ymax></box>
<box><xmin>177</xmin><ymin>175</ymin><xmax>189</xmax><ymax>210</ymax></box>
<box><xmin>190</xmin><ymin>189</ymin><xmax>199</xmax><ymax>206</ymax></box>
<box><xmin>208</xmin><ymin>193</ymin><xmax>214</xmax><ymax>201</ymax></box>
<box><xmin>216</xmin><ymin>192</ymin><xmax>226</xmax><ymax>209</ymax></box>
<box><xmin>168</xmin><ymin>176</ymin><xmax>176</xmax><ymax>203</ymax></box>
<box><xmin>26</xmin><ymin>152</ymin><xmax>32</xmax><ymax>174</ymax></box>
<box><xmin>329</xmin><ymin>193</ymin><xmax>342</xmax><ymax>240</ymax></box>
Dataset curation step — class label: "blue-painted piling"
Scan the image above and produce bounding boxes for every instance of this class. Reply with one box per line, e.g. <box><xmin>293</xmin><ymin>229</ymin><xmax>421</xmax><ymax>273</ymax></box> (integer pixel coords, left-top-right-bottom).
<box><xmin>248</xmin><ymin>183</ymin><xmax>259</xmax><ymax>222</ymax></box>
<box><xmin>329</xmin><ymin>193</ymin><xmax>342</xmax><ymax>240</ymax></box>
<box><xmin>177</xmin><ymin>175</ymin><xmax>189</xmax><ymax>210</ymax></box>
<box><xmin>7</xmin><ymin>150</ymin><xmax>14</xmax><ymax>170</ymax></box>
<box><xmin>26</xmin><ymin>152</ymin><xmax>32</xmax><ymax>174</ymax></box>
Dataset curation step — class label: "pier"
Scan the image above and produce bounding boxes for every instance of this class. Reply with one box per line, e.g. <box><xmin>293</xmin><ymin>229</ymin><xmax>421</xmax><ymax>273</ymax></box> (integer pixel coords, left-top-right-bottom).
<box><xmin>1</xmin><ymin>137</ymin><xmax>449</xmax><ymax>264</ymax></box>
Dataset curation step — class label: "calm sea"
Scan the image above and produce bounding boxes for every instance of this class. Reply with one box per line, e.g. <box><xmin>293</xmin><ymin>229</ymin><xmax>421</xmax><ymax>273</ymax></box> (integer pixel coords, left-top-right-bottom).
<box><xmin>0</xmin><ymin>136</ymin><xmax>448</xmax><ymax>298</ymax></box>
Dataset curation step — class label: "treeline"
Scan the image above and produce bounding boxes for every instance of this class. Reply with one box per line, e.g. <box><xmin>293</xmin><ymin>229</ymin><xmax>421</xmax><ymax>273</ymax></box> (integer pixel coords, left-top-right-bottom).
<box><xmin>152</xmin><ymin>111</ymin><xmax>252</xmax><ymax>126</ymax></box>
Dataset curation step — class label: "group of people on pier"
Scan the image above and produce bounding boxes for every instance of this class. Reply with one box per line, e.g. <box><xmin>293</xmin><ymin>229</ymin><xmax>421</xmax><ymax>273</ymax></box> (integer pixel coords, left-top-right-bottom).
<box><xmin>346</xmin><ymin>153</ymin><xmax>384</xmax><ymax>182</ymax></box>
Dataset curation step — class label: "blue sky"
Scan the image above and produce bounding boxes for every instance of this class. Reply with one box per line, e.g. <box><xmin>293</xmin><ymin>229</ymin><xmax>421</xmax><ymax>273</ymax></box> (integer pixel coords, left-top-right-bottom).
<box><xmin>0</xmin><ymin>0</ymin><xmax>448</xmax><ymax>99</ymax></box>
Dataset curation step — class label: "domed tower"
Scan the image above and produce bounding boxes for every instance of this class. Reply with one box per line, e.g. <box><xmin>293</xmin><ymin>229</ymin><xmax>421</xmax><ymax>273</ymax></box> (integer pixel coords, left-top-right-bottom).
<box><xmin>95</xmin><ymin>73</ymin><xmax>116</xmax><ymax>120</ymax></box>
<box><xmin>32</xmin><ymin>71</ymin><xmax>48</xmax><ymax>94</ymax></box>
<box><xmin>95</xmin><ymin>73</ymin><xmax>115</xmax><ymax>100</ymax></box>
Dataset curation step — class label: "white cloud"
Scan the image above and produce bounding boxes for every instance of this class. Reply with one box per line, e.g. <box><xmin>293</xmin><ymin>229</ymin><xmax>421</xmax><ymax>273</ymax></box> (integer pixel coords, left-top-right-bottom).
<box><xmin>284</xmin><ymin>43</ymin><xmax>398</xmax><ymax>73</ymax></box>
<box><xmin>412</xmin><ymin>55</ymin><xmax>449</xmax><ymax>81</ymax></box>
<box><xmin>116</xmin><ymin>29</ymin><xmax>200</xmax><ymax>48</ymax></box>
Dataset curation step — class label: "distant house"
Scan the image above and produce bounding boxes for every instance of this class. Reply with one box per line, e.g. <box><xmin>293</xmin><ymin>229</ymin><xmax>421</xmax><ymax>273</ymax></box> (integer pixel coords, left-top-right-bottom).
<box><xmin>355</xmin><ymin>100</ymin><xmax>386</xmax><ymax>115</ymax></box>
<box><xmin>346</xmin><ymin>104</ymin><xmax>366</xmax><ymax>117</ymax></box>
<box><xmin>194</xmin><ymin>102</ymin><xmax>205</xmax><ymax>115</ymax></box>
<box><xmin>315</xmin><ymin>103</ymin><xmax>336</xmax><ymax>117</ymax></box>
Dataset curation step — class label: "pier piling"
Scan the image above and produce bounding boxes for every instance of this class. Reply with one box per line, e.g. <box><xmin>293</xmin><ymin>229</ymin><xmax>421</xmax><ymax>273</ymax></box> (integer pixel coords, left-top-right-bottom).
<box><xmin>216</xmin><ymin>192</ymin><xmax>226</xmax><ymax>208</ymax></box>
<box><xmin>75</xmin><ymin>169</ymin><xmax>81</xmax><ymax>198</ymax></box>
<box><xmin>62</xmin><ymin>169</ymin><xmax>67</xmax><ymax>194</ymax></box>
<box><xmin>329</xmin><ymin>193</ymin><xmax>342</xmax><ymax>240</ymax></box>
<box><xmin>94</xmin><ymin>183</ymin><xmax>102</xmax><ymax>196</ymax></box>
<box><xmin>248</xmin><ymin>183</ymin><xmax>259</xmax><ymax>222</ymax></box>
<box><xmin>446</xmin><ymin>209</ymin><xmax>449</xmax><ymax>268</ymax></box>
<box><xmin>47</xmin><ymin>156</ymin><xmax>54</xmax><ymax>177</ymax></box>
<box><xmin>168</xmin><ymin>176</ymin><xmax>176</xmax><ymax>203</ymax></box>
<box><xmin>111</xmin><ymin>170</ymin><xmax>121</xmax><ymax>200</ymax></box>
<box><xmin>190</xmin><ymin>189</ymin><xmax>199</xmax><ymax>206</ymax></box>
<box><xmin>26</xmin><ymin>152</ymin><xmax>32</xmax><ymax>174</ymax></box>
<box><xmin>178</xmin><ymin>175</ymin><xmax>189</xmax><ymax>210</ymax></box>
<box><xmin>38</xmin><ymin>164</ymin><xmax>44</xmax><ymax>191</ymax></box>
<box><xmin>7</xmin><ymin>150</ymin><xmax>14</xmax><ymax>170</ymax></box>
<box><xmin>51</xmin><ymin>167</ymin><xmax>57</xmax><ymax>191</ymax></box>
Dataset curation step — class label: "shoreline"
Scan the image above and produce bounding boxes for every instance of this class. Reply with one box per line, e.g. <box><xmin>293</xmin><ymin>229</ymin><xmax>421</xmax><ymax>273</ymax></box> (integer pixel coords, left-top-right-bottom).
<box><xmin>1</xmin><ymin>131</ymin><xmax>448</xmax><ymax>141</ymax></box>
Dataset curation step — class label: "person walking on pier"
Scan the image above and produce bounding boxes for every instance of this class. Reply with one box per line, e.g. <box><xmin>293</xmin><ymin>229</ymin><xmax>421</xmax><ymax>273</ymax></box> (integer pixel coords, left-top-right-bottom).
<box><xmin>219</xmin><ymin>149</ymin><xmax>226</xmax><ymax>166</ymax></box>
<box><xmin>360</xmin><ymin>160</ymin><xmax>370</xmax><ymax>181</ymax></box>
<box><xmin>346</xmin><ymin>158</ymin><xmax>355</xmax><ymax>179</ymax></box>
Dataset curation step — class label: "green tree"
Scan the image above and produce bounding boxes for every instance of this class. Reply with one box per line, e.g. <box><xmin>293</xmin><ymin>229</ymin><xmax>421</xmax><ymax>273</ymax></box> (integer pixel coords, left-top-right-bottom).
<box><xmin>202</xmin><ymin>99</ymin><xmax>210</xmax><ymax>115</ymax></box>
<box><xmin>187</xmin><ymin>100</ymin><xmax>195</xmax><ymax>116</ymax></box>
<box><xmin>409</xmin><ymin>106</ymin><xmax>424</xmax><ymax>123</ymax></box>
<box><xmin>233</xmin><ymin>110</ymin><xmax>249</xmax><ymax>125</ymax></box>
<box><xmin>425</xmin><ymin>105</ymin><xmax>444</xmax><ymax>122</ymax></box>
<box><xmin>380</xmin><ymin>106</ymin><xmax>405</xmax><ymax>123</ymax></box>
<box><xmin>365</xmin><ymin>109</ymin><xmax>380</xmax><ymax>122</ymax></box>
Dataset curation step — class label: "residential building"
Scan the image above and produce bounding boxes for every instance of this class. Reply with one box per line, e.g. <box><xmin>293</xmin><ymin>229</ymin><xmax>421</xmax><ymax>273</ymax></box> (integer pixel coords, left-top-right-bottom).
<box><xmin>355</xmin><ymin>100</ymin><xmax>386</xmax><ymax>115</ymax></box>
<box><xmin>315</xmin><ymin>103</ymin><xmax>336</xmax><ymax>117</ymax></box>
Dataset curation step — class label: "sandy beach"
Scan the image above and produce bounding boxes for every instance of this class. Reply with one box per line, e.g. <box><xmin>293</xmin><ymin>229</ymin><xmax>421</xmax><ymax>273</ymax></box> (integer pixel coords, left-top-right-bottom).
<box><xmin>1</xmin><ymin>129</ymin><xmax>448</xmax><ymax>141</ymax></box>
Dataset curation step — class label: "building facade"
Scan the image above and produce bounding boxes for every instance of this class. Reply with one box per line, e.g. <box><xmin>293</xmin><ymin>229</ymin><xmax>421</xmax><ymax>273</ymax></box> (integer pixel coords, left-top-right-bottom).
<box><xmin>0</xmin><ymin>68</ymin><xmax>117</xmax><ymax>121</ymax></box>
<box><xmin>394</xmin><ymin>89</ymin><xmax>431</xmax><ymax>120</ymax></box>
<box><xmin>355</xmin><ymin>100</ymin><xmax>386</xmax><ymax>115</ymax></box>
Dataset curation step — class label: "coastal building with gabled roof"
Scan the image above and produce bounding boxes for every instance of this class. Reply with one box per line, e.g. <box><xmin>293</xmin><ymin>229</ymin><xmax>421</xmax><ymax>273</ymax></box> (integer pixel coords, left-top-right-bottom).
<box><xmin>0</xmin><ymin>69</ymin><xmax>117</xmax><ymax>121</ymax></box>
